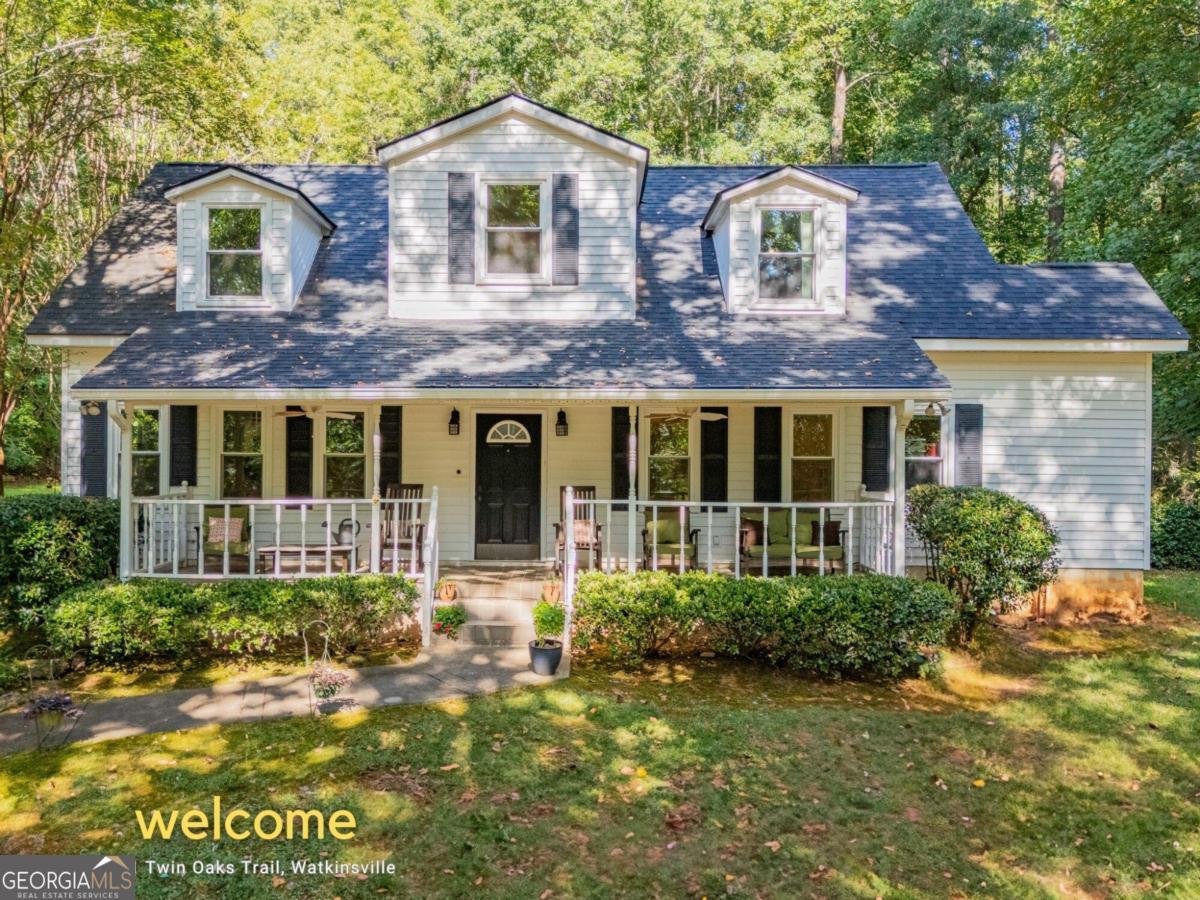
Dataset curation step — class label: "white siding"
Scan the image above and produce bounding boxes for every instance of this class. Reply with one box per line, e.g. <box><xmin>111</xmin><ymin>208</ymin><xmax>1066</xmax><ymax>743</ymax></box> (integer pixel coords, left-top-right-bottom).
<box><xmin>289</xmin><ymin>208</ymin><xmax>323</xmax><ymax>302</ymax></box>
<box><xmin>930</xmin><ymin>351</ymin><xmax>1152</xmax><ymax>571</ymax></box>
<box><xmin>724</xmin><ymin>184</ymin><xmax>847</xmax><ymax>314</ymax></box>
<box><xmin>60</xmin><ymin>348</ymin><xmax>115</xmax><ymax>497</ymax></box>
<box><xmin>388</xmin><ymin>115</ymin><xmax>638</xmax><ymax>320</ymax></box>
<box><xmin>174</xmin><ymin>176</ymin><xmax>319</xmax><ymax>311</ymax></box>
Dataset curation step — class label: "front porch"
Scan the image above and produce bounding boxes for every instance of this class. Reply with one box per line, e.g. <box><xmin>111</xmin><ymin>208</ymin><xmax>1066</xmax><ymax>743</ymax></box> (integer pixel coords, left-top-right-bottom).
<box><xmin>101</xmin><ymin>396</ymin><xmax>930</xmax><ymax>594</ymax></box>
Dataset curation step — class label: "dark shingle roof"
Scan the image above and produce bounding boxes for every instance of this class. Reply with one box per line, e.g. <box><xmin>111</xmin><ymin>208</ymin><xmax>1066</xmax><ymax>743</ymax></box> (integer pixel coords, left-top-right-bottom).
<box><xmin>31</xmin><ymin>161</ymin><xmax>1186</xmax><ymax>395</ymax></box>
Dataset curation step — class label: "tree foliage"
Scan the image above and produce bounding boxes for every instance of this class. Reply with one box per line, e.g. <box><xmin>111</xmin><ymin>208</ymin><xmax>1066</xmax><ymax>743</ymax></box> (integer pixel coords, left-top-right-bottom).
<box><xmin>3</xmin><ymin>0</ymin><xmax>1198</xmax><ymax>486</ymax></box>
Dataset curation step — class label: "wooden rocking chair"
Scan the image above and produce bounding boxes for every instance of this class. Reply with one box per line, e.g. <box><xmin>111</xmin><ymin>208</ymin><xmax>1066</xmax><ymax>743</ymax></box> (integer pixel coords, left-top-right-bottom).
<box><xmin>382</xmin><ymin>483</ymin><xmax>425</xmax><ymax>571</ymax></box>
<box><xmin>555</xmin><ymin>485</ymin><xmax>603</xmax><ymax>574</ymax></box>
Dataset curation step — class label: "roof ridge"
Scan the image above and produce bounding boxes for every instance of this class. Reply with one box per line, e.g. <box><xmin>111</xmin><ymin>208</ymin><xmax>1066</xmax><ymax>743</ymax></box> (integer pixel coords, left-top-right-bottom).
<box><xmin>650</xmin><ymin>162</ymin><xmax>937</xmax><ymax>170</ymax></box>
<box><xmin>1024</xmin><ymin>261</ymin><xmax>1131</xmax><ymax>268</ymax></box>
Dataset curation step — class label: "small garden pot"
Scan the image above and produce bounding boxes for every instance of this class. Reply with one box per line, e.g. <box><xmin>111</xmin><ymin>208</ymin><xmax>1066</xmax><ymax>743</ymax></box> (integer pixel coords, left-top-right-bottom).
<box><xmin>438</xmin><ymin>581</ymin><xmax>458</xmax><ymax>602</ymax></box>
<box><xmin>542</xmin><ymin>581</ymin><xmax>562</xmax><ymax>603</ymax></box>
<box><xmin>529</xmin><ymin>639</ymin><xmax>563</xmax><ymax>676</ymax></box>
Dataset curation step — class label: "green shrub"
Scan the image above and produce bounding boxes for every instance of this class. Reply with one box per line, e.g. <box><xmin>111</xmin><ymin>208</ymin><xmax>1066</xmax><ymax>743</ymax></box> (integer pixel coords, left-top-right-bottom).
<box><xmin>572</xmin><ymin>571</ymin><xmax>955</xmax><ymax>679</ymax></box>
<box><xmin>532</xmin><ymin>600</ymin><xmax>565</xmax><ymax>647</ymax></box>
<box><xmin>0</xmin><ymin>495</ymin><xmax>120</xmax><ymax>626</ymax></box>
<box><xmin>1151</xmin><ymin>500</ymin><xmax>1200</xmax><ymax>569</ymax></box>
<box><xmin>45</xmin><ymin>575</ymin><xmax>417</xmax><ymax>664</ymax></box>
<box><xmin>571</xmin><ymin>570</ymin><xmax>697</xmax><ymax>663</ymax></box>
<box><xmin>908</xmin><ymin>485</ymin><xmax>1059</xmax><ymax>642</ymax></box>
<box><xmin>0</xmin><ymin>652</ymin><xmax>27</xmax><ymax>692</ymax></box>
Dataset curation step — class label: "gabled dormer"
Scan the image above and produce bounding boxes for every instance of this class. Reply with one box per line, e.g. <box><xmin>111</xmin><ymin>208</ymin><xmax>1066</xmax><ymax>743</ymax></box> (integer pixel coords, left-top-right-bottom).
<box><xmin>702</xmin><ymin>166</ymin><xmax>859</xmax><ymax>315</ymax></box>
<box><xmin>165</xmin><ymin>166</ymin><xmax>335</xmax><ymax>312</ymax></box>
<box><xmin>378</xmin><ymin>95</ymin><xmax>649</xmax><ymax>321</ymax></box>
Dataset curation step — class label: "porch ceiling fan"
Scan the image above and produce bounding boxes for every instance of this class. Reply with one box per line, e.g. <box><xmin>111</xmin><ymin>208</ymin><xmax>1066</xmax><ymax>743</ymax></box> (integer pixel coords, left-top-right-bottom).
<box><xmin>274</xmin><ymin>406</ymin><xmax>357</xmax><ymax>420</ymax></box>
<box><xmin>677</xmin><ymin>407</ymin><xmax>728</xmax><ymax>422</ymax></box>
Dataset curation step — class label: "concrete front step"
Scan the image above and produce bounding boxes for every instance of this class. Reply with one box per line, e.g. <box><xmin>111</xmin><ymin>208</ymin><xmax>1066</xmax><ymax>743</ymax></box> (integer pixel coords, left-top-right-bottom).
<box><xmin>450</xmin><ymin>597</ymin><xmax>538</xmax><ymax>622</ymax></box>
<box><xmin>460</xmin><ymin>620</ymin><xmax>536</xmax><ymax>647</ymax></box>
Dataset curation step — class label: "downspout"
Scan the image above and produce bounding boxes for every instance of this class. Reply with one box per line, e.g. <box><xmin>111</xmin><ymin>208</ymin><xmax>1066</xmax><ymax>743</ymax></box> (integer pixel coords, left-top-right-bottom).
<box><xmin>892</xmin><ymin>400</ymin><xmax>914</xmax><ymax>576</ymax></box>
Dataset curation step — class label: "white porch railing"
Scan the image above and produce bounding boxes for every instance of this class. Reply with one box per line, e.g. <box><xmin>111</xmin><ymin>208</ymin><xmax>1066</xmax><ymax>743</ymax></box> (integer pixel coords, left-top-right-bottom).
<box><xmin>129</xmin><ymin>489</ymin><xmax>440</xmax><ymax>645</ymax></box>
<box><xmin>561</xmin><ymin>495</ymin><xmax>897</xmax><ymax>577</ymax></box>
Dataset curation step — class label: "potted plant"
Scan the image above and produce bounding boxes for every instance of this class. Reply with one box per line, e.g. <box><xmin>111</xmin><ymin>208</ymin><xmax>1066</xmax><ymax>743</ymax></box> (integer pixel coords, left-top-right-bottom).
<box><xmin>309</xmin><ymin>664</ymin><xmax>351</xmax><ymax>700</ymax></box>
<box><xmin>436</xmin><ymin>578</ymin><xmax>459</xmax><ymax>602</ymax></box>
<box><xmin>432</xmin><ymin>604</ymin><xmax>467</xmax><ymax>640</ymax></box>
<box><xmin>541</xmin><ymin>579</ymin><xmax>562</xmax><ymax>603</ymax></box>
<box><xmin>529</xmin><ymin>601</ymin><xmax>565</xmax><ymax>675</ymax></box>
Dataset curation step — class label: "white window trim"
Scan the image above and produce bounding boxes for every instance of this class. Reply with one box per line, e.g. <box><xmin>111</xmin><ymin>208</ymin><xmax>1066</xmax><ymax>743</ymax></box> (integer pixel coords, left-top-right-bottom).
<box><xmin>642</xmin><ymin>412</ymin><xmax>696</xmax><ymax>502</ymax></box>
<box><xmin>130</xmin><ymin>405</ymin><xmax>168</xmax><ymax>498</ymax></box>
<box><xmin>751</xmin><ymin>203</ymin><xmax>823</xmax><ymax>312</ymax></box>
<box><xmin>320</xmin><ymin>408</ymin><xmax>370</xmax><ymax>499</ymax></box>
<box><xmin>201</xmin><ymin>203</ymin><xmax>269</xmax><ymax>308</ymax></box>
<box><xmin>218</xmin><ymin>408</ymin><xmax>267</xmax><ymax>499</ymax></box>
<box><xmin>785</xmin><ymin>408</ymin><xmax>839</xmax><ymax>503</ymax></box>
<box><xmin>904</xmin><ymin>414</ymin><xmax>946</xmax><ymax>487</ymax></box>
<box><xmin>476</xmin><ymin>176</ymin><xmax>552</xmax><ymax>285</ymax></box>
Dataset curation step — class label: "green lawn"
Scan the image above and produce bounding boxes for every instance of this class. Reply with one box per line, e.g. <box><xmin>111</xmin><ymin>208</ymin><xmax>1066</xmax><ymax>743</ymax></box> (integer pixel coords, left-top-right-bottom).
<box><xmin>0</xmin><ymin>575</ymin><xmax>1197</xmax><ymax>898</ymax></box>
<box><xmin>1</xmin><ymin>479</ymin><xmax>59</xmax><ymax>496</ymax></box>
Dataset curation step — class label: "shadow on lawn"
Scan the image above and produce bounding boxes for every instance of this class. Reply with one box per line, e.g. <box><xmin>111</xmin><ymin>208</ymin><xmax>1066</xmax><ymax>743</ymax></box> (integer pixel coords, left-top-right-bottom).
<box><xmin>2</xmin><ymin>618</ymin><xmax>1199</xmax><ymax>898</ymax></box>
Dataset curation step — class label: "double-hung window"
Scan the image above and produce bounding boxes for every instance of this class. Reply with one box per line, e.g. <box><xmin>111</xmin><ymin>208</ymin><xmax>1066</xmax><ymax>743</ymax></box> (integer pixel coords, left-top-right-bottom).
<box><xmin>324</xmin><ymin>412</ymin><xmax>366</xmax><ymax>498</ymax></box>
<box><xmin>131</xmin><ymin>408</ymin><xmax>161</xmax><ymax>497</ymax></box>
<box><xmin>221</xmin><ymin>411</ymin><xmax>263</xmax><ymax>498</ymax></box>
<box><xmin>758</xmin><ymin>209</ymin><xmax>815</xmax><ymax>301</ymax></box>
<box><xmin>207</xmin><ymin>207</ymin><xmax>263</xmax><ymax>299</ymax></box>
<box><xmin>905</xmin><ymin>415</ymin><xmax>943</xmax><ymax>486</ymax></box>
<box><xmin>791</xmin><ymin>413</ymin><xmax>834</xmax><ymax>502</ymax></box>
<box><xmin>647</xmin><ymin>415</ymin><xmax>690</xmax><ymax>501</ymax></box>
<box><xmin>483</xmin><ymin>182</ymin><xmax>545</xmax><ymax>278</ymax></box>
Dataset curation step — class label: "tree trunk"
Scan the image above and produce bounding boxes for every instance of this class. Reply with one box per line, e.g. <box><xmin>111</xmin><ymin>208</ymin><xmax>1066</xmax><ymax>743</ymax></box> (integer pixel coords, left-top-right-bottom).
<box><xmin>830</xmin><ymin>61</ymin><xmax>847</xmax><ymax>164</ymax></box>
<box><xmin>1047</xmin><ymin>134</ymin><xmax>1065</xmax><ymax>259</ymax></box>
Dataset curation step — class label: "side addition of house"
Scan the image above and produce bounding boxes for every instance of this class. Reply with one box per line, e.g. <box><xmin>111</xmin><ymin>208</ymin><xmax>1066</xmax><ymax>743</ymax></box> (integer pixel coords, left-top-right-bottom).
<box><xmin>28</xmin><ymin>94</ymin><xmax>1189</xmax><ymax>625</ymax></box>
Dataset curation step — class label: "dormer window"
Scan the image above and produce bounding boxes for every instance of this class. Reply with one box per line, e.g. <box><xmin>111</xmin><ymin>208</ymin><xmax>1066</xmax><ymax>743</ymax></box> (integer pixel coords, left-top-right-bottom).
<box><xmin>206</xmin><ymin>207</ymin><xmax>263</xmax><ymax>299</ymax></box>
<box><xmin>758</xmin><ymin>208</ymin><xmax>815</xmax><ymax>301</ymax></box>
<box><xmin>482</xmin><ymin>180</ymin><xmax>549</xmax><ymax>280</ymax></box>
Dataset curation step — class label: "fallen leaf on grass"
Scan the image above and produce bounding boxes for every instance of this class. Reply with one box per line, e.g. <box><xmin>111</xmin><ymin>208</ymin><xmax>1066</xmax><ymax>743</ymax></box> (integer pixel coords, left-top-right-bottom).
<box><xmin>440</xmin><ymin>763</ymin><xmax>460</xmax><ymax>771</ymax></box>
<box><xmin>764</xmin><ymin>840</ymin><xmax>781</xmax><ymax>852</ymax></box>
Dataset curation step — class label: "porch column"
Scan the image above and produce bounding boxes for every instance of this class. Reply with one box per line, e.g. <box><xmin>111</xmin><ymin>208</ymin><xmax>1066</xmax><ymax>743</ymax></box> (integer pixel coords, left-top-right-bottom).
<box><xmin>627</xmin><ymin>404</ymin><xmax>637</xmax><ymax>572</ymax></box>
<box><xmin>370</xmin><ymin>428</ymin><xmax>382</xmax><ymax>573</ymax></box>
<box><xmin>892</xmin><ymin>401</ymin><xmax>914</xmax><ymax>576</ymax></box>
<box><xmin>109</xmin><ymin>403</ymin><xmax>133</xmax><ymax>580</ymax></box>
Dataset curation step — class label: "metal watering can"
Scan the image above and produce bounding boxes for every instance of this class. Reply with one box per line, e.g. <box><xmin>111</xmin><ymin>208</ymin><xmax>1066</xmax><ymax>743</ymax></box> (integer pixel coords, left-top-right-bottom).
<box><xmin>321</xmin><ymin>517</ymin><xmax>361</xmax><ymax>547</ymax></box>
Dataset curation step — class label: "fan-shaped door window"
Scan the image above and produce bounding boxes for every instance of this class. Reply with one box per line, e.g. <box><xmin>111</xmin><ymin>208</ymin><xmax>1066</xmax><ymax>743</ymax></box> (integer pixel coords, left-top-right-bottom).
<box><xmin>486</xmin><ymin>419</ymin><xmax>532</xmax><ymax>445</ymax></box>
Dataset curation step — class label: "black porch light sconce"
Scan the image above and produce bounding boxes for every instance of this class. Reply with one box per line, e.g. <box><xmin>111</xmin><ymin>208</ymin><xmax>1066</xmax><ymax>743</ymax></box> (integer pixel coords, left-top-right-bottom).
<box><xmin>448</xmin><ymin>408</ymin><xmax>460</xmax><ymax>436</ymax></box>
<box><xmin>555</xmin><ymin>409</ymin><xmax>568</xmax><ymax>437</ymax></box>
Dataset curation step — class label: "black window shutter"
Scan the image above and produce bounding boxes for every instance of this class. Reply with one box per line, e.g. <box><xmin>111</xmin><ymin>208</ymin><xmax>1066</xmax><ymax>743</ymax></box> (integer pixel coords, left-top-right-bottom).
<box><xmin>611</xmin><ymin>407</ymin><xmax>637</xmax><ymax>510</ymax></box>
<box><xmin>753</xmin><ymin>407</ymin><xmax>782</xmax><ymax>502</ymax></box>
<box><xmin>447</xmin><ymin>172</ymin><xmax>475</xmax><ymax>284</ymax></box>
<box><xmin>285</xmin><ymin>408</ymin><xmax>313</xmax><ymax>497</ymax></box>
<box><xmin>168</xmin><ymin>405</ymin><xmax>197</xmax><ymax>487</ymax></box>
<box><xmin>80</xmin><ymin>401</ymin><xmax>108</xmax><ymax>497</ymax></box>
<box><xmin>379</xmin><ymin>406</ymin><xmax>403</xmax><ymax>491</ymax></box>
<box><xmin>954</xmin><ymin>403</ymin><xmax>984</xmax><ymax>487</ymax></box>
<box><xmin>861</xmin><ymin>407</ymin><xmax>891</xmax><ymax>492</ymax></box>
<box><xmin>700</xmin><ymin>406</ymin><xmax>728</xmax><ymax>510</ymax></box>
<box><xmin>552</xmin><ymin>173</ymin><xmax>579</xmax><ymax>286</ymax></box>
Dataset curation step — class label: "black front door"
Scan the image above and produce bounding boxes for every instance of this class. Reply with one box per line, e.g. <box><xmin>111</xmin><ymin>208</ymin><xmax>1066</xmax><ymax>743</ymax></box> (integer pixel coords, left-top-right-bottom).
<box><xmin>475</xmin><ymin>413</ymin><xmax>541</xmax><ymax>559</ymax></box>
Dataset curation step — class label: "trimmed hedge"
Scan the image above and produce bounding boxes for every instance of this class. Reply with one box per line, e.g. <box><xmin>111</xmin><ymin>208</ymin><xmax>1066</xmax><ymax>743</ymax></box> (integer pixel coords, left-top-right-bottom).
<box><xmin>572</xmin><ymin>571</ymin><xmax>956</xmax><ymax>679</ymax></box>
<box><xmin>45</xmin><ymin>575</ymin><xmax>418</xmax><ymax>664</ymax></box>
<box><xmin>908</xmin><ymin>485</ymin><xmax>1059</xmax><ymax>642</ymax></box>
<box><xmin>1151</xmin><ymin>500</ymin><xmax>1200</xmax><ymax>570</ymax></box>
<box><xmin>0</xmin><ymin>495</ymin><xmax>120</xmax><ymax>626</ymax></box>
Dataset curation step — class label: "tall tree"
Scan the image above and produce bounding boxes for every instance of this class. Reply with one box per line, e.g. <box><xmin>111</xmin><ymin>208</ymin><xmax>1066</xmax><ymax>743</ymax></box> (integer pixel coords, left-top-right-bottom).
<box><xmin>0</xmin><ymin>0</ymin><xmax>244</xmax><ymax>492</ymax></box>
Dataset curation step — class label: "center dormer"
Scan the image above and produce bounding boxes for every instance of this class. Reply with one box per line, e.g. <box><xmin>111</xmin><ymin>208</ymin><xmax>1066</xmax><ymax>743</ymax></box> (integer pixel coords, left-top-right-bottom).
<box><xmin>378</xmin><ymin>94</ymin><xmax>648</xmax><ymax>321</ymax></box>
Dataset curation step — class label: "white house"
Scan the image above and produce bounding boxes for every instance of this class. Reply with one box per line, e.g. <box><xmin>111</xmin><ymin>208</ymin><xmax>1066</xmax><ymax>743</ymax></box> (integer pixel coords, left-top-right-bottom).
<box><xmin>28</xmin><ymin>95</ymin><xmax>1188</xmax><ymax>626</ymax></box>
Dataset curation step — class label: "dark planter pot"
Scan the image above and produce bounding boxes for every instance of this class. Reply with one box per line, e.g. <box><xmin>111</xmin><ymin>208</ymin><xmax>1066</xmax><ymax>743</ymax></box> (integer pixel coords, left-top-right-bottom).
<box><xmin>529</xmin><ymin>640</ymin><xmax>563</xmax><ymax>676</ymax></box>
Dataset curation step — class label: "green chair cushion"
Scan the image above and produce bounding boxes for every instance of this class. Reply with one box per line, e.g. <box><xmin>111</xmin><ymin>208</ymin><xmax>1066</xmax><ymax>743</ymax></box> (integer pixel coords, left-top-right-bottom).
<box><xmin>644</xmin><ymin>513</ymin><xmax>683</xmax><ymax>545</ymax></box>
<box><xmin>794</xmin><ymin>544</ymin><xmax>844</xmax><ymax>561</ymax></box>
<box><xmin>202</xmin><ymin>505</ymin><xmax>251</xmax><ymax>555</ymax></box>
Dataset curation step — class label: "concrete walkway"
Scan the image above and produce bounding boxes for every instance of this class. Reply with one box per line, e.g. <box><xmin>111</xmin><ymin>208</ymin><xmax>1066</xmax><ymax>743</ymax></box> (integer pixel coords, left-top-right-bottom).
<box><xmin>0</xmin><ymin>644</ymin><xmax>558</xmax><ymax>756</ymax></box>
